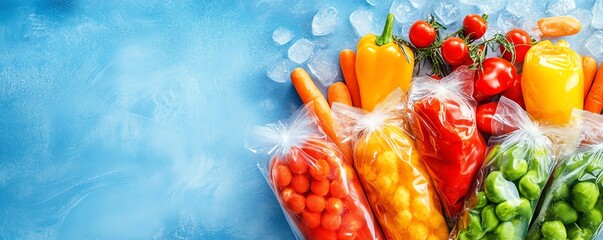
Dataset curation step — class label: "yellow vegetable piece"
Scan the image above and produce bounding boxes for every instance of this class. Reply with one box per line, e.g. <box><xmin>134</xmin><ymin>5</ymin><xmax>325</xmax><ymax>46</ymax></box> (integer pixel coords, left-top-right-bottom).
<box><xmin>522</xmin><ymin>40</ymin><xmax>584</xmax><ymax>124</ymax></box>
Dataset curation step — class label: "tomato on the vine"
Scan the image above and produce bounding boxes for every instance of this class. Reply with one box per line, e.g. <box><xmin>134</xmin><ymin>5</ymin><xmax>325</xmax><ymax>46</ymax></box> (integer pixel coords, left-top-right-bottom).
<box><xmin>441</xmin><ymin>37</ymin><xmax>469</xmax><ymax>66</ymax></box>
<box><xmin>500</xmin><ymin>29</ymin><xmax>531</xmax><ymax>63</ymax></box>
<box><xmin>474</xmin><ymin>57</ymin><xmax>518</xmax><ymax>96</ymax></box>
<box><xmin>476</xmin><ymin>102</ymin><xmax>498</xmax><ymax>135</ymax></box>
<box><xmin>409</xmin><ymin>20</ymin><xmax>436</xmax><ymax>48</ymax></box>
<box><xmin>463</xmin><ymin>14</ymin><xmax>487</xmax><ymax>40</ymax></box>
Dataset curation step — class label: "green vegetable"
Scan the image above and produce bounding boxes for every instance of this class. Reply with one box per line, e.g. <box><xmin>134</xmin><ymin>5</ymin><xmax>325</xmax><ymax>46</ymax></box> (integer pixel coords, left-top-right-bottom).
<box><xmin>519</xmin><ymin>170</ymin><xmax>542</xmax><ymax>200</ymax></box>
<box><xmin>485</xmin><ymin>171</ymin><xmax>517</xmax><ymax>203</ymax></box>
<box><xmin>501</xmin><ymin>157</ymin><xmax>528</xmax><ymax>181</ymax></box>
<box><xmin>540</xmin><ymin>220</ymin><xmax>566</xmax><ymax>240</ymax></box>
<box><xmin>528</xmin><ymin>147</ymin><xmax>549</xmax><ymax>171</ymax></box>
<box><xmin>552</xmin><ymin>183</ymin><xmax>569</xmax><ymax>201</ymax></box>
<box><xmin>495</xmin><ymin>200</ymin><xmax>518</xmax><ymax>221</ymax></box>
<box><xmin>481</xmin><ymin>204</ymin><xmax>499</xmax><ymax>232</ymax></box>
<box><xmin>567</xmin><ymin>225</ymin><xmax>593</xmax><ymax>240</ymax></box>
<box><xmin>578</xmin><ymin>208</ymin><xmax>603</xmax><ymax>229</ymax></box>
<box><xmin>475</xmin><ymin>191</ymin><xmax>488</xmax><ymax>209</ymax></box>
<box><xmin>467</xmin><ymin>212</ymin><xmax>483</xmax><ymax>238</ymax></box>
<box><xmin>517</xmin><ymin>198</ymin><xmax>532</xmax><ymax>218</ymax></box>
<box><xmin>485</xmin><ymin>145</ymin><xmax>501</xmax><ymax>165</ymax></box>
<box><xmin>457</xmin><ymin>229</ymin><xmax>469</xmax><ymax>240</ymax></box>
<box><xmin>571</xmin><ymin>181</ymin><xmax>600</xmax><ymax>212</ymax></box>
<box><xmin>549</xmin><ymin>201</ymin><xmax>578</xmax><ymax>224</ymax></box>
<box><xmin>493</xmin><ymin>221</ymin><xmax>516</xmax><ymax>240</ymax></box>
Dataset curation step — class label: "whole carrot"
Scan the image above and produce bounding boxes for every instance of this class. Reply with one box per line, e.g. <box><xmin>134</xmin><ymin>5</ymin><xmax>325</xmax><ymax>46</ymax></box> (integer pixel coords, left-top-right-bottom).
<box><xmin>585</xmin><ymin>61</ymin><xmax>603</xmax><ymax>114</ymax></box>
<box><xmin>537</xmin><ymin>16</ymin><xmax>581</xmax><ymax>38</ymax></box>
<box><xmin>583</xmin><ymin>56</ymin><xmax>597</xmax><ymax>98</ymax></box>
<box><xmin>327</xmin><ymin>82</ymin><xmax>353</xmax><ymax>107</ymax></box>
<box><xmin>339</xmin><ymin>50</ymin><xmax>362</xmax><ymax>108</ymax></box>
<box><xmin>291</xmin><ymin>68</ymin><xmax>353</xmax><ymax>160</ymax></box>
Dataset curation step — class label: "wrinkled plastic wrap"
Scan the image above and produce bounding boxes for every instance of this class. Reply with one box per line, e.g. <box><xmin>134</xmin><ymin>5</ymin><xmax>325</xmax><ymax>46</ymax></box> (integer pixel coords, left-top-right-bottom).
<box><xmin>527</xmin><ymin>110</ymin><xmax>603</xmax><ymax>240</ymax></box>
<box><xmin>452</xmin><ymin>97</ymin><xmax>559</xmax><ymax>240</ymax></box>
<box><xmin>246</xmin><ymin>104</ymin><xmax>384</xmax><ymax>240</ymax></box>
<box><xmin>332</xmin><ymin>89</ymin><xmax>448</xmax><ymax>240</ymax></box>
<box><xmin>408</xmin><ymin>66</ymin><xmax>487</xmax><ymax>219</ymax></box>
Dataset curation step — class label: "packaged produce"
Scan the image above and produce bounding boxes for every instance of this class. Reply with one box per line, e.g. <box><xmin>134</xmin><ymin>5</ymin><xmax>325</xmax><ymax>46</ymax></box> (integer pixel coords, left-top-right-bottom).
<box><xmin>333</xmin><ymin>89</ymin><xmax>448</xmax><ymax>240</ymax></box>
<box><xmin>527</xmin><ymin>109</ymin><xmax>603</xmax><ymax>240</ymax></box>
<box><xmin>452</xmin><ymin>97</ymin><xmax>557</xmax><ymax>240</ymax></box>
<box><xmin>408</xmin><ymin>66</ymin><xmax>487</xmax><ymax>219</ymax></box>
<box><xmin>246</xmin><ymin>105</ymin><xmax>384</xmax><ymax>240</ymax></box>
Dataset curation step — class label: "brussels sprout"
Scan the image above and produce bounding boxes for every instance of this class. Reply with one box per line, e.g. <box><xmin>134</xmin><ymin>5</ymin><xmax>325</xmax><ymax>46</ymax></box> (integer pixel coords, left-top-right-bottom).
<box><xmin>485</xmin><ymin>145</ymin><xmax>502</xmax><ymax>165</ymax></box>
<box><xmin>571</xmin><ymin>182</ymin><xmax>600</xmax><ymax>212</ymax></box>
<box><xmin>540</xmin><ymin>221</ymin><xmax>566</xmax><ymax>240</ymax></box>
<box><xmin>475</xmin><ymin>191</ymin><xmax>489</xmax><ymax>209</ymax></box>
<box><xmin>517</xmin><ymin>198</ymin><xmax>532</xmax><ymax>218</ymax></box>
<box><xmin>578</xmin><ymin>208</ymin><xmax>603</xmax><ymax>229</ymax></box>
<box><xmin>567</xmin><ymin>224</ymin><xmax>594</xmax><ymax>240</ymax></box>
<box><xmin>481</xmin><ymin>204</ymin><xmax>499</xmax><ymax>232</ymax></box>
<box><xmin>493</xmin><ymin>221</ymin><xmax>516</xmax><ymax>240</ymax></box>
<box><xmin>552</xmin><ymin>183</ymin><xmax>570</xmax><ymax>201</ymax></box>
<box><xmin>457</xmin><ymin>229</ymin><xmax>469</xmax><ymax>240</ymax></box>
<box><xmin>549</xmin><ymin>201</ymin><xmax>578</xmax><ymax>225</ymax></box>
<box><xmin>485</xmin><ymin>171</ymin><xmax>518</xmax><ymax>203</ymax></box>
<box><xmin>467</xmin><ymin>212</ymin><xmax>483</xmax><ymax>238</ymax></box>
<box><xmin>519</xmin><ymin>170</ymin><xmax>542</xmax><ymax>200</ymax></box>
<box><xmin>495</xmin><ymin>200</ymin><xmax>518</xmax><ymax>221</ymax></box>
<box><xmin>528</xmin><ymin>147</ymin><xmax>549</xmax><ymax>171</ymax></box>
<box><xmin>501</xmin><ymin>157</ymin><xmax>528</xmax><ymax>181</ymax></box>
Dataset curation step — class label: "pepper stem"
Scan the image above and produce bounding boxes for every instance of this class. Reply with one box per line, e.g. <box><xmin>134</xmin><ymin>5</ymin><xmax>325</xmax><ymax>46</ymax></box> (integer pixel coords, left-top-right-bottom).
<box><xmin>376</xmin><ymin>13</ymin><xmax>394</xmax><ymax>46</ymax></box>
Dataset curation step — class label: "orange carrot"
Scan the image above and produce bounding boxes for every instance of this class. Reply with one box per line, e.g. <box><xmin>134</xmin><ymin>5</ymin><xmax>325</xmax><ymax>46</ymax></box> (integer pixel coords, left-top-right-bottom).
<box><xmin>327</xmin><ymin>82</ymin><xmax>353</xmax><ymax>107</ymax></box>
<box><xmin>537</xmin><ymin>16</ymin><xmax>581</xmax><ymax>37</ymax></box>
<box><xmin>290</xmin><ymin>68</ymin><xmax>353</xmax><ymax>161</ymax></box>
<box><xmin>585</xmin><ymin>61</ymin><xmax>603</xmax><ymax>114</ymax></box>
<box><xmin>583</xmin><ymin>56</ymin><xmax>597</xmax><ymax>98</ymax></box>
<box><xmin>339</xmin><ymin>50</ymin><xmax>362</xmax><ymax>108</ymax></box>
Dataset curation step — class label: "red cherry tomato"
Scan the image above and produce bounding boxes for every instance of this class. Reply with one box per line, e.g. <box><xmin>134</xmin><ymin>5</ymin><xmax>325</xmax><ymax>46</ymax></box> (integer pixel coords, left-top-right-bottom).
<box><xmin>463</xmin><ymin>14</ymin><xmax>487</xmax><ymax>40</ymax></box>
<box><xmin>409</xmin><ymin>20</ymin><xmax>436</xmax><ymax>48</ymax></box>
<box><xmin>441</xmin><ymin>37</ymin><xmax>469</xmax><ymax>66</ymax></box>
<box><xmin>474</xmin><ymin>57</ymin><xmax>518</xmax><ymax>96</ymax></box>
<box><xmin>501</xmin><ymin>74</ymin><xmax>525</xmax><ymax>109</ymax></box>
<box><xmin>476</xmin><ymin>102</ymin><xmax>498</xmax><ymax>135</ymax></box>
<box><xmin>500</xmin><ymin>29</ymin><xmax>531</xmax><ymax>63</ymax></box>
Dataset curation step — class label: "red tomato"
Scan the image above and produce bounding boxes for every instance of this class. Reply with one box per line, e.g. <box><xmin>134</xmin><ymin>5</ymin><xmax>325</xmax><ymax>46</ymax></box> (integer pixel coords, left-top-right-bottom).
<box><xmin>501</xmin><ymin>74</ymin><xmax>525</xmax><ymax>109</ymax></box>
<box><xmin>476</xmin><ymin>102</ymin><xmax>498</xmax><ymax>135</ymax></box>
<box><xmin>500</xmin><ymin>29</ymin><xmax>531</xmax><ymax>63</ymax></box>
<box><xmin>441</xmin><ymin>37</ymin><xmax>469</xmax><ymax>66</ymax></box>
<box><xmin>409</xmin><ymin>20</ymin><xmax>436</xmax><ymax>48</ymax></box>
<box><xmin>474</xmin><ymin>57</ymin><xmax>518</xmax><ymax>96</ymax></box>
<box><xmin>463</xmin><ymin>14</ymin><xmax>487</xmax><ymax>40</ymax></box>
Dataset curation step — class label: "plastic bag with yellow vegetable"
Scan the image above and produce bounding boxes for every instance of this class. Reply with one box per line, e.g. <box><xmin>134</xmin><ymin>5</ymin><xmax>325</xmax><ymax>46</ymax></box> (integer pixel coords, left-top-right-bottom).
<box><xmin>332</xmin><ymin>89</ymin><xmax>449</xmax><ymax>240</ymax></box>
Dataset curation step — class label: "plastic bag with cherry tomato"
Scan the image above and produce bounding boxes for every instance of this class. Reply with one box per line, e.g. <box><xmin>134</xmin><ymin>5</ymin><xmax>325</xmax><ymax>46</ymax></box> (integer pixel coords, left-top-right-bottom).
<box><xmin>408</xmin><ymin>66</ymin><xmax>487</xmax><ymax>220</ymax></box>
<box><xmin>332</xmin><ymin>89</ymin><xmax>448</xmax><ymax>240</ymax></box>
<box><xmin>246</xmin><ymin>104</ymin><xmax>384</xmax><ymax>240</ymax></box>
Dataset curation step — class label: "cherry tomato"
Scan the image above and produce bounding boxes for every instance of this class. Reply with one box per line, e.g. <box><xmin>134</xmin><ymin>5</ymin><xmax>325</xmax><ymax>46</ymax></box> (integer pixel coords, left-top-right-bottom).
<box><xmin>441</xmin><ymin>37</ymin><xmax>469</xmax><ymax>66</ymax></box>
<box><xmin>302</xmin><ymin>210</ymin><xmax>322</xmax><ymax>228</ymax></box>
<box><xmin>273</xmin><ymin>164</ymin><xmax>292</xmax><ymax>189</ymax></box>
<box><xmin>500</xmin><ymin>29</ymin><xmax>531</xmax><ymax>63</ymax></box>
<box><xmin>311</xmin><ymin>179</ymin><xmax>330</xmax><ymax>196</ymax></box>
<box><xmin>322</xmin><ymin>212</ymin><xmax>343</xmax><ymax>230</ymax></box>
<box><xmin>309</xmin><ymin>159</ymin><xmax>330</xmax><ymax>180</ymax></box>
<box><xmin>409</xmin><ymin>20</ymin><xmax>436</xmax><ymax>48</ymax></box>
<box><xmin>306</xmin><ymin>194</ymin><xmax>326</xmax><ymax>213</ymax></box>
<box><xmin>476</xmin><ymin>102</ymin><xmax>498</xmax><ymax>135</ymax></box>
<box><xmin>501</xmin><ymin>74</ymin><xmax>525</xmax><ymax>109</ymax></box>
<box><xmin>291</xmin><ymin>174</ymin><xmax>310</xmax><ymax>193</ymax></box>
<box><xmin>474</xmin><ymin>57</ymin><xmax>518</xmax><ymax>96</ymax></box>
<box><xmin>325</xmin><ymin>197</ymin><xmax>344</xmax><ymax>214</ymax></box>
<box><xmin>463</xmin><ymin>14</ymin><xmax>487</xmax><ymax>40</ymax></box>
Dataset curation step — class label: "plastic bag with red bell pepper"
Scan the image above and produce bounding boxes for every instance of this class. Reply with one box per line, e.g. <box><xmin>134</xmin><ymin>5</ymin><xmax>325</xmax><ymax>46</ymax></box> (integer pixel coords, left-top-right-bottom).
<box><xmin>246</xmin><ymin>104</ymin><xmax>384</xmax><ymax>240</ymax></box>
<box><xmin>408</xmin><ymin>66</ymin><xmax>488</xmax><ymax>220</ymax></box>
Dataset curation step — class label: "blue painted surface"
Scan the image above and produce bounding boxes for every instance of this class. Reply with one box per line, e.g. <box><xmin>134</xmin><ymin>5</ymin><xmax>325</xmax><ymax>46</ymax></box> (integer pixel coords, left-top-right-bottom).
<box><xmin>0</xmin><ymin>0</ymin><xmax>600</xmax><ymax>239</ymax></box>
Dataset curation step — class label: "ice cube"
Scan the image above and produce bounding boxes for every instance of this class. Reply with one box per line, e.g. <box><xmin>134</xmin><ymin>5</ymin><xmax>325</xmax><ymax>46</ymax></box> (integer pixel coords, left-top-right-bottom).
<box><xmin>592</xmin><ymin>0</ymin><xmax>603</xmax><ymax>29</ymax></box>
<box><xmin>390</xmin><ymin>0</ymin><xmax>419</xmax><ymax>24</ymax></box>
<box><xmin>266</xmin><ymin>59</ymin><xmax>291</xmax><ymax>83</ymax></box>
<box><xmin>569</xmin><ymin>8</ymin><xmax>593</xmax><ymax>29</ymax></box>
<box><xmin>585</xmin><ymin>31</ymin><xmax>603</xmax><ymax>57</ymax></box>
<box><xmin>410</xmin><ymin>0</ymin><xmax>430</xmax><ymax>9</ymax></box>
<box><xmin>497</xmin><ymin>11</ymin><xmax>524</xmax><ymax>32</ymax></box>
<box><xmin>272</xmin><ymin>27</ymin><xmax>293</xmax><ymax>46</ymax></box>
<box><xmin>288</xmin><ymin>38</ymin><xmax>314</xmax><ymax>64</ymax></box>
<box><xmin>522</xmin><ymin>17</ymin><xmax>542</xmax><ymax>41</ymax></box>
<box><xmin>546</xmin><ymin>0</ymin><xmax>576</xmax><ymax>16</ymax></box>
<box><xmin>506</xmin><ymin>0</ymin><xmax>535</xmax><ymax>17</ymax></box>
<box><xmin>484</xmin><ymin>25</ymin><xmax>504</xmax><ymax>40</ymax></box>
<box><xmin>366</xmin><ymin>0</ymin><xmax>383</xmax><ymax>6</ymax></box>
<box><xmin>463</xmin><ymin>0</ymin><xmax>507</xmax><ymax>14</ymax></box>
<box><xmin>434</xmin><ymin>1</ymin><xmax>461</xmax><ymax>26</ymax></box>
<box><xmin>307</xmin><ymin>50</ymin><xmax>339</xmax><ymax>86</ymax></box>
<box><xmin>312</xmin><ymin>7</ymin><xmax>338</xmax><ymax>36</ymax></box>
<box><xmin>350</xmin><ymin>9</ymin><xmax>375</xmax><ymax>37</ymax></box>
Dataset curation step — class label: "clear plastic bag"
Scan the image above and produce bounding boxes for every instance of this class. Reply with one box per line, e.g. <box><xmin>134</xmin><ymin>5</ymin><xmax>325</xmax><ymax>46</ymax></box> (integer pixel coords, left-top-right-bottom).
<box><xmin>246</xmin><ymin>104</ymin><xmax>384</xmax><ymax>240</ymax></box>
<box><xmin>451</xmin><ymin>97</ymin><xmax>558</xmax><ymax>239</ymax></box>
<box><xmin>526</xmin><ymin>109</ymin><xmax>603</xmax><ymax>240</ymax></box>
<box><xmin>407</xmin><ymin>66</ymin><xmax>487</xmax><ymax>219</ymax></box>
<box><xmin>332</xmin><ymin>89</ymin><xmax>448</xmax><ymax>240</ymax></box>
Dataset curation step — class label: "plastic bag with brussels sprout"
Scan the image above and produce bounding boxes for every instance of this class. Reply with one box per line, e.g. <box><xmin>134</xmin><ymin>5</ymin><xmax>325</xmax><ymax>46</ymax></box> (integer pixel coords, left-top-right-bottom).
<box><xmin>526</xmin><ymin>109</ymin><xmax>603</xmax><ymax>240</ymax></box>
<box><xmin>451</xmin><ymin>97</ymin><xmax>561</xmax><ymax>240</ymax></box>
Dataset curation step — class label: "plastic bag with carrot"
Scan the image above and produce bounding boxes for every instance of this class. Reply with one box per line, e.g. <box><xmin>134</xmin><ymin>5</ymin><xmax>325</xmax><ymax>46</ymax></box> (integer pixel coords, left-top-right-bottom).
<box><xmin>452</xmin><ymin>97</ymin><xmax>560</xmax><ymax>240</ymax></box>
<box><xmin>246</xmin><ymin>104</ymin><xmax>384</xmax><ymax>240</ymax></box>
<box><xmin>332</xmin><ymin>89</ymin><xmax>448</xmax><ymax>240</ymax></box>
<box><xmin>526</xmin><ymin>109</ymin><xmax>603</xmax><ymax>240</ymax></box>
<box><xmin>407</xmin><ymin>66</ymin><xmax>487</xmax><ymax>220</ymax></box>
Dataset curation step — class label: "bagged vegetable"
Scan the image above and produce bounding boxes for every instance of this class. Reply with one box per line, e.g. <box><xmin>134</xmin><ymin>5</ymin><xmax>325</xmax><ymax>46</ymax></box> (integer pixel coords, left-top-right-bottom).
<box><xmin>526</xmin><ymin>109</ymin><xmax>603</xmax><ymax>240</ymax></box>
<box><xmin>332</xmin><ymin>89</ymin><xmax>448</xmax><ymax>240</ymax></box>
<box><xmin>246</xmin><ymin>104</ymin><xmax>384</xmax><ymax>240</ymax></box>
<box><xmin>408</xmin><ymin>66</ymin><xmax>487</xmax><ymax>219</ymax></box>
<box><xmin>452</xmin><ymin>97</ymin><xmax>558</xmax><ymax>240</ymax></box>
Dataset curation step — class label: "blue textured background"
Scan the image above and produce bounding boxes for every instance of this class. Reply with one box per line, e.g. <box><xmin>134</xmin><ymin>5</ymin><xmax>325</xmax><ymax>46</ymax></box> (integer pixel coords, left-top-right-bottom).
<box><xmin>0</xmin><ymin>0</ymin><xmax>600</xmax><ymax>239</ymax></box>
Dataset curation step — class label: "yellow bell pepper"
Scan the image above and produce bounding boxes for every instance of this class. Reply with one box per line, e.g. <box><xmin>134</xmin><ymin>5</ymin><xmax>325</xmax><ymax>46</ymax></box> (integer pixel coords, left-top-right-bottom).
<box><xmin>522</xmin><ymin>40</ymin><xmax>584</xmax><ymax>124</ymax></box>
<box><xmin>356</xmin><ymin>13</ymin><xmax>414</xmax><ymax>111</ymax></box>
